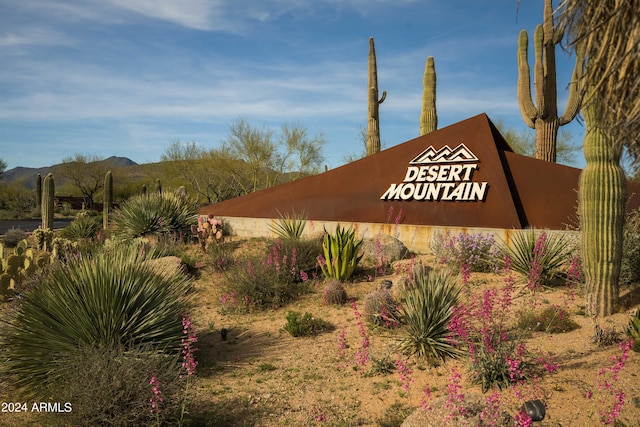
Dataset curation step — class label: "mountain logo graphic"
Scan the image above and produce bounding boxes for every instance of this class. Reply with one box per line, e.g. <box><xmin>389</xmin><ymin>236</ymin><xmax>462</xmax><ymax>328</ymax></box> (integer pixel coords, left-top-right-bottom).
<box><xmin>409</xmin><ymin>143</ymin><xmax>479</xmax><ymax>164</ymax></box>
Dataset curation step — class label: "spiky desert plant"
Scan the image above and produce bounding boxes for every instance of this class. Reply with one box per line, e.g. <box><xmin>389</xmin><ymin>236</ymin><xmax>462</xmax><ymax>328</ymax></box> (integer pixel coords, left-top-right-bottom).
<box><xmin>35</xmin><ymin>173</ymin><xmax>42</xmax><ymax>209</ymax></box>
<box><xmin>419</xmin><ymin>56</ymin><xmax>437</xmax><ymax>135</ymax></box>
<box><xmin>268</xmin><ymin>209</ymin><xmax>307</xmax><ymax>240</ymax></box>
<box><xmin>627</xmin><ymin>310</ymin><xmax>640</xmax><ymax>352</ymax></box>
<box><xmin>517</xmin><ymin>0</ymin><xmax>583</xmax><ymax>162</ymax></box>
<box><xmin>2</xmin><ymin>245</ymin><xmax>193</xmax><ymax>396</ymax></box>
<box><xmin>320</xmin><ymin>224</ymin><xmax>364</xmax><ymax>281</ymax></box>
<box><xmin>111</xmin><ymin>190</ymin><xmax>197</xmax><ymax>239</ymax></box>
<box><xmin>103</xmin><ymin>170</ymin><xmax>113</xmax><ymax>230</ymax></box>
<box><xmin>322</xmin><ymin>279</ymin><xmax>348</xmax><ymax>305</ymax></box>
<box><xmin>367</xmin><ymin>36</ymin><xmax>386</xmax><ymax>156</ymax></box>
<box><xmin>41</xmin><ymin>173</ymin><xmax>54</xmax><ymax>231</ymax></box>
<box><xmin>395</xmin><ymin>268</ymin><xmax>462</xmax><ymax>365</ymax></box>
<box><xmin>579</xmin><ymin>95</ymin><xmax>626</xmax><ymax>317</ymax></box>
<box><xmin>61</xmin><ymin>212</ymin><xmax>102</xmax><ymax>240</ymax></box>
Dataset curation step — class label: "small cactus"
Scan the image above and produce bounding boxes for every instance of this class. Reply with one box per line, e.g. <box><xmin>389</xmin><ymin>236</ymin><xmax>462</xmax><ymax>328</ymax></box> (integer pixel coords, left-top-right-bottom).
<box><xmin>103</xmin><ymin>171</ymin><xmax>113</xmax><ymax>230</ymax></box>
<box><xmin>364</xmin><ymin>289</ymin><xmax>399</xmax><ymax>328</ymax></box>
<box><xmin>322</xmin><ymin>280</ymin><xmax>348</xmax><ymax>305</ymax></box>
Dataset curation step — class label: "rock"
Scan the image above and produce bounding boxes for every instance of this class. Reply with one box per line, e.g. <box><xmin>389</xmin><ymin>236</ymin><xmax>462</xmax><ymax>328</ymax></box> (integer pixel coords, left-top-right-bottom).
<box><xmin>361</xmin><ymin>234</ymin><xmax>409</xmax><ymax>264</ymax></box>
<box><xmin>401</xmin><ymin>393</ymin><xmax>512</xmax><ymax>427</ymax></box>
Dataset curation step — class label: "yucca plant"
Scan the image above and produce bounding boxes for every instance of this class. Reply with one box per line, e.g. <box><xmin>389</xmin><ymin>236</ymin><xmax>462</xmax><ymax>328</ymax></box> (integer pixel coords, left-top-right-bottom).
<box><xmin>111</xmin><ymin>190</ymin><xmax>197</xmax><ymax>239</ymax></box>
<box><xmin>496</xmin><ymin>229</ymin><xmax>573</xmax><ymax>287</ymax></box>
<box><xmin>319</xmin><ymin>224</ymin><xmax>364</xmax><ymax>281</ymax></box>
<box><xmin>60</xmin><ymin>212</ymin><xmax>101</xmax><ymax>240</ymax></box>
<box><xmin>2</xmin><ymin>245</ymin><xmax>192</xmax><ymax>397</ymax></box>
<box><xmin>395</xmin><ymin>267</ymin><xmax>462</xmax><ymax>365</ymax></box>
<box><xmin>268</xmin><ymin>209</ymin><xmax>307</xmax><ymax>240</ymax></box>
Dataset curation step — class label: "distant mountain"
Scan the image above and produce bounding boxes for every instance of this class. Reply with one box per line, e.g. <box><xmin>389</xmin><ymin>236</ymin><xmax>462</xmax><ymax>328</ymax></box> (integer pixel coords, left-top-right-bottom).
<box><xmin>2</xmin><ymin>156</ymin><xmax>139</xmax><ymax>189</ymax></box>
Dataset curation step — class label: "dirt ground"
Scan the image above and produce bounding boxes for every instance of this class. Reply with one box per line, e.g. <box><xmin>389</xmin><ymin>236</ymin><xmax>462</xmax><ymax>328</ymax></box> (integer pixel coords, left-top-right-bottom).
<box><xmin>1</xmin><ymin>244</ymin><xmax>639</xmax><ymax>427</ymax></box>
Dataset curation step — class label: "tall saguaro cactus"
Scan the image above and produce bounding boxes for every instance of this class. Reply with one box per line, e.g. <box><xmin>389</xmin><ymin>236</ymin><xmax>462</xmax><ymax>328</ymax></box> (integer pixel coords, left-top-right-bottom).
<box><xmin>103</xmin><ymin>171</ymin><xmax>113</xmax><ymax>230</ymax></box>
<box><xmin>420</xmin><ymin>56</ymin><xmax>437</xmax><ymax>135</ymax></box>
<box><xmin>579</xmin><ymin>95</ymin><xmax>626</xmax><ymax>318</ymax></box>
<box><xmin>41</xmin><ymin>173</ymin><xmax>54</xmax><ymax>231</ymax></box>
<box><xmin>367</xmin><ymin>36</ymin><xmax>386</xmax><ymax>156</ymax></box>
<box><xmin>517</xmin><ymin>0</ymin><xmax>583</xmax><ymax>162</ymax></box>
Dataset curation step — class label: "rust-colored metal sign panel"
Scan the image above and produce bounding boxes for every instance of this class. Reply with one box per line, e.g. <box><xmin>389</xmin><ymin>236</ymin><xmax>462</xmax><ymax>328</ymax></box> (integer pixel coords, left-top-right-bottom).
<box><xmin>199</xmin><ymin>114</ymin><xmax>640</xmax><ymax>230</ymax></box>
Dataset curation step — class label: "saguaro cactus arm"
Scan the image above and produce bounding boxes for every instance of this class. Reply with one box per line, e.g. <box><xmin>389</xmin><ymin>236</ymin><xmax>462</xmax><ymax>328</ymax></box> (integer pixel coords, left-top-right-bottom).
<box><xmin>517</xmin><ymin>30</ymin><xmax>536</xmax><ymax>128</ymax></box>
<box><xmin>559</xmin><ymin>43</ymin><xmax>585</xmax><ymax>125</ymax></box>
<box><xmin>420</xmin><ymin>56</ymin><xmax>437</xmax><ymax>135</ymax></box>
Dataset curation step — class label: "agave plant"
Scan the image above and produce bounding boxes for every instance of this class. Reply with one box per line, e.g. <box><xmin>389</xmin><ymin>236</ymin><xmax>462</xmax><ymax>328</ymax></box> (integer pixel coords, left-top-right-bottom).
<box><xmin>627</xmin><ymin>310</ymin><xmax>640</xmax><ymax>352</ymax></box>
<box><xmin>395</xmin><ymin>267</ymin><xmax>462</xmax><ymax>365</ymax></box>
<box><xmin>111</xmin><ymin>191</ymin><xmax>197</xmax><ymax>239</ymax></box>
<box><xmin>2</xmin><ymin>245</ymin><xmax>192</xmax><ymax>397</ymax></box>
<box><xmin>268</xmin><ymin>209</ymin><xmax>307</xmax><ymax>240</ymax></box>
<box><xmin>319</xmin><ymin>224</ymin><xmax>364</xmax><ymax>281</ymax></box>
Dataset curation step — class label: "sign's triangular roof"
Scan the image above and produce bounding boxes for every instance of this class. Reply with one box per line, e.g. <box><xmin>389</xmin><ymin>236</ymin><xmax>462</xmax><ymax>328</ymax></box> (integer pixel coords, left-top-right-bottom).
<box><xmin>200</xmin><ymin>113</ymin><xmax>637</xmax><ymax>230</ymax></box>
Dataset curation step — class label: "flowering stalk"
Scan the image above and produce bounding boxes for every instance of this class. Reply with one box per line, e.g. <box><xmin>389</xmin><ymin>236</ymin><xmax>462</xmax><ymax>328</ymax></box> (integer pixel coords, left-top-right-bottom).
<box><xmin>178</xmin><ymin>315</ymin><xmax>198</xmax><ymax>427</ymax></box>
<box><xmin>150</xmin><ymin>374</ymin><xmax>163</xmax><ymax>426</ymax></box>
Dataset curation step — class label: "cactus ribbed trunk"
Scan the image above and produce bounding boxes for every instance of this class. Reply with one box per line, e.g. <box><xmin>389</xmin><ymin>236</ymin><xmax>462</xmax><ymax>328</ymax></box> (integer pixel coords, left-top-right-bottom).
<box><xmin>35</xmin><ymin>173</ymin><xmax>42</xmax><ymax>209</ymax></box>
<box><xmin>103</xmin><ymin>171</ymin><xmax>113</xmax><ymax>230</ymax></box>
<box><xmin>41</xmin><ymin>173</ymin><xmax>54</xmax><ymax>231</ymax></box>
<box><xmin>367</xmin><ymin>36</ymin><xmax>386</xmax><ymax>156</ymax></box>
<box><xmin>420</xmin><ymin>56</ymin><xmax>437</xmax><ymax>135</ymax></box>
<box><xmin>579</xmin><ymin>97</ymin><xmax>625</xmax><ymax>318</ymax></box>
<box><xmin>517</xmin><ymin>0</ymin><xmax>583</xmax><ymax>162</ymax></box>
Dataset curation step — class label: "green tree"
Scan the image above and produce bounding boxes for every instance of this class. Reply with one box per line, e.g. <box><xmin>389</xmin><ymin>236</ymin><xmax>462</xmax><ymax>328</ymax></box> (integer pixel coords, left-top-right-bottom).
<box><xmin>556</xmin><ymin>0</ymin><xmax>639</xmax><ymax>317</ymax></box>
<box><xmin>0</xmin><ymin>158</ymin><xmax>7</xmax><ymax>180</ymax></box>
<box><xmin>57</xmin><ymin>154</ymin><xmax>109</xmax><ymax>208</ymax></box>
<box><xmin>494</xmin><ymin>120</ymin><xmax>579</xmax><ymax>165</ymax></box>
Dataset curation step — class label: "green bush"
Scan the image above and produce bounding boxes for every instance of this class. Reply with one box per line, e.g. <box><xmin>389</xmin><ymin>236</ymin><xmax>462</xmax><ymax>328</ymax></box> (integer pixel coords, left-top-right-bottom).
<box><xmin>111</xmin><ymin>191</ymin><xmax>197</xmax><ymax>239</ymax></box>
<box><xmin>60</xmin><ymin>212</ymin><xmax>101</xmax><ymax>240</ymax></box>
<box><xmin>319</xmin><ymin>224</ymin><xmax>363</xmax><ymax>281</ymax></box>
<box><xmin>47</xmin><ymin>344</ymin><xmax>184</xmax><ymax>427</ymax></box>
<box><xmin>620</xmin><ymin>208</ymin><xmax>640</xmax><ymax>287</ymax></box>
<box><xmin>283</xmin><ymin>311</ymin><xmax>331</xmax><ymax>337</ymax></box>
<box><xmin>2</xmin><ymin>245</ymin><xmax>192</xmax><ymax>396</ymax></box>
<box><xmin>395</xmin><ymin>268</ymin><xmax>462</xmax><ymax>365</ymax></box>
<box><xmin>221</xmin><ymin>240</ymin><xmax>313</xmax><ymax>311</ymax></box>
<box><xmin>2</xmin><ymin>228</ymin><xmax>28</xmax><ymax>247</ymax></box>
<box><xmin>516</xmin><ymin>305</ymin><xmax>580</xmax><ymax>333</ymax></box>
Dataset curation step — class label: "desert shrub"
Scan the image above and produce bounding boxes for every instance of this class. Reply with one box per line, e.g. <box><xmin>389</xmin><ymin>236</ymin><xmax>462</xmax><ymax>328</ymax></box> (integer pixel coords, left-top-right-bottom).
<box><xmin>395</xmin><ymin>268</ymin><xmax>462</xmax><ymax>365</ymax></box>
<box><xmin>376</xmin><ymin>402</ymin><xmax>413</xmax><ymax>427</ymax></box>
<box><xmin>2</xmin><ymin>245</ymin><xmax>192</xmax><ymax>396</ymax></box>
<box><xmin>626</xmin><ymin>310</ymin><xmax>640</xmax><ymax>352</ymax></box>
<box><xmin>620</xmin><ymin>208</ymin><xmax>640</xmax><ymax>287</ymax></box>
<box><xmin>363</xmin><ymin>289</ymin><xmax>399</xmax><ymax>329</ymax></box>
<box><xmin>60</xmin><ymin>211</ymin><xmax>101</xmax><ymax>240</ymax></box>
<box><xmin>111</xmin><ymin>191</ymin><xmax>197</xmax><ymax>239</ymax></box>
<box><xmin>276</xmin><ymin>236</ymin><xmax>323</xmax><ymax>274</ymax></box>
<box><xmin>221</xmin><ymin>241</ymin><xmax>313</xmax><ymax>311</ymax></box>
<box><xmin>319</xmin><ymin>224</ymin><xmax>363</xmax><ymax>281</ymax></box>
<box><xmin>2</xmin><ymin>227</ymin><xmax>28</xmax><ymax>247</ymax></box>
<box><xmin>268</xmin><ymin>210</ymin><xmax>307</xmax><ymax>240</ymax></box>
<box><xmin>322</xmin><ymin>279</ymin><xmax>348</xmax><ymax>305</ymax></box>
<box><xmin>46</xmin><ymin>343</ymin><xmax>184</xmax><ymax>427</ymax></box>
<box><xmin>516</xmin><ymin>305</ymin><xmax>580</xmax><ymax>333</ymax></box>
<box><xmin>495</xmin><ymin>229</ymin><xmax>574</xmax><ymax>289</ymax></box>
<box><xmin>432</xmin><ymin>231</ymin><xmax>497</xmax><ymax>273</ymax></box>
<box><xmin>208</xmin><ymin>240</ymin><xmax>236</xmax><ymax>272</ymax></box>
<box><xmin>283</xmin><ymin>311</ymin><xmax>331</xmax><ymax>337</ymax></box>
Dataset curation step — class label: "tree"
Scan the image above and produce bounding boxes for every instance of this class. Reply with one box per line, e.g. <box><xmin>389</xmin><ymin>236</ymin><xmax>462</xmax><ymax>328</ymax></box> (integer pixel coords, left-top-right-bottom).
<box><xmin>517</xmin><ymin>0</ymin><xmax>583</xmax><ymax>162</ymax></box>
<box><xmin>493</xmin><ymin>119</ymin><xmax>579</xmax><ymax>165</ymax></box>
<box><xmin>279</xmin><ymin>122</ymin><xmax>326</xmax><ymax>180</ymax></box>
<box><xmin>0</xmin><ymin>158</ymin><xmax>7</xmax><ymax>180</ymax></box>
<box><xmin>556</xmin><ymin>0</ymin><xmax>639</xmax><ymax>317</ymax></box>
<box><xmin>57</xmin><ymin>154</ymin><xmax>110</xmax><ymax>208</ymax></box>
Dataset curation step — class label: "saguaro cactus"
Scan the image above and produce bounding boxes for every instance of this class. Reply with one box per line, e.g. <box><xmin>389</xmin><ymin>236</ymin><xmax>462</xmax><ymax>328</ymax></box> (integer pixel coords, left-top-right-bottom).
<box><xmin>579</xmin><ymin>95</ymin><xmax>626</xmax><ymax>318</ymax></box>
<box><xmin>103</xmin><ymin>171</ymin><xmax>113</xmax><ymax>230</ymax></box>
<box><xmin>420</xmin><ymin>56</ymin><xmax>437</xmax><ymax>135</ymax></box>
<box><xmin>367</xmin><ymin>36</ymin><xmax>386</xmax><ymax>156</ymax></box>
<box><xmin>35</xmin><ymin>173</ymin><xmax>42</xmax><ymax>209</ymax></box>
<box><xmin>517</xmin><ymin>0</ymin><xmax>583</xmax><ymax>162</ymax></box>
<box><xmin>41</xmin><ymin>173</ymin><xmax>54</xmax><ymax>231</ymax></box>
<box><xmin>155</xmin><ymin>179</ymin><xmax>162</xmax><ymax>195</ymax></box>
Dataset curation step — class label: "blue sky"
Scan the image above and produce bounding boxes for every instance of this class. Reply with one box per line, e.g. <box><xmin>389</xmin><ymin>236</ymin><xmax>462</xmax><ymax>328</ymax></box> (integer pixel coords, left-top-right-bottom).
<box><xmin>0</xmin><ymin>0</ymin><xmax>586</xmax><ymax>170</ymax></box>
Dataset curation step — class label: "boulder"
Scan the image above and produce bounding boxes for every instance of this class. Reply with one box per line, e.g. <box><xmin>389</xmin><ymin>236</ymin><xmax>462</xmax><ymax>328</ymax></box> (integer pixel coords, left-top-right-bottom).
<box><xmin>361</xmin><ymin>234</ymin><xmax>409</xmax><ymax>265</ymax></box>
